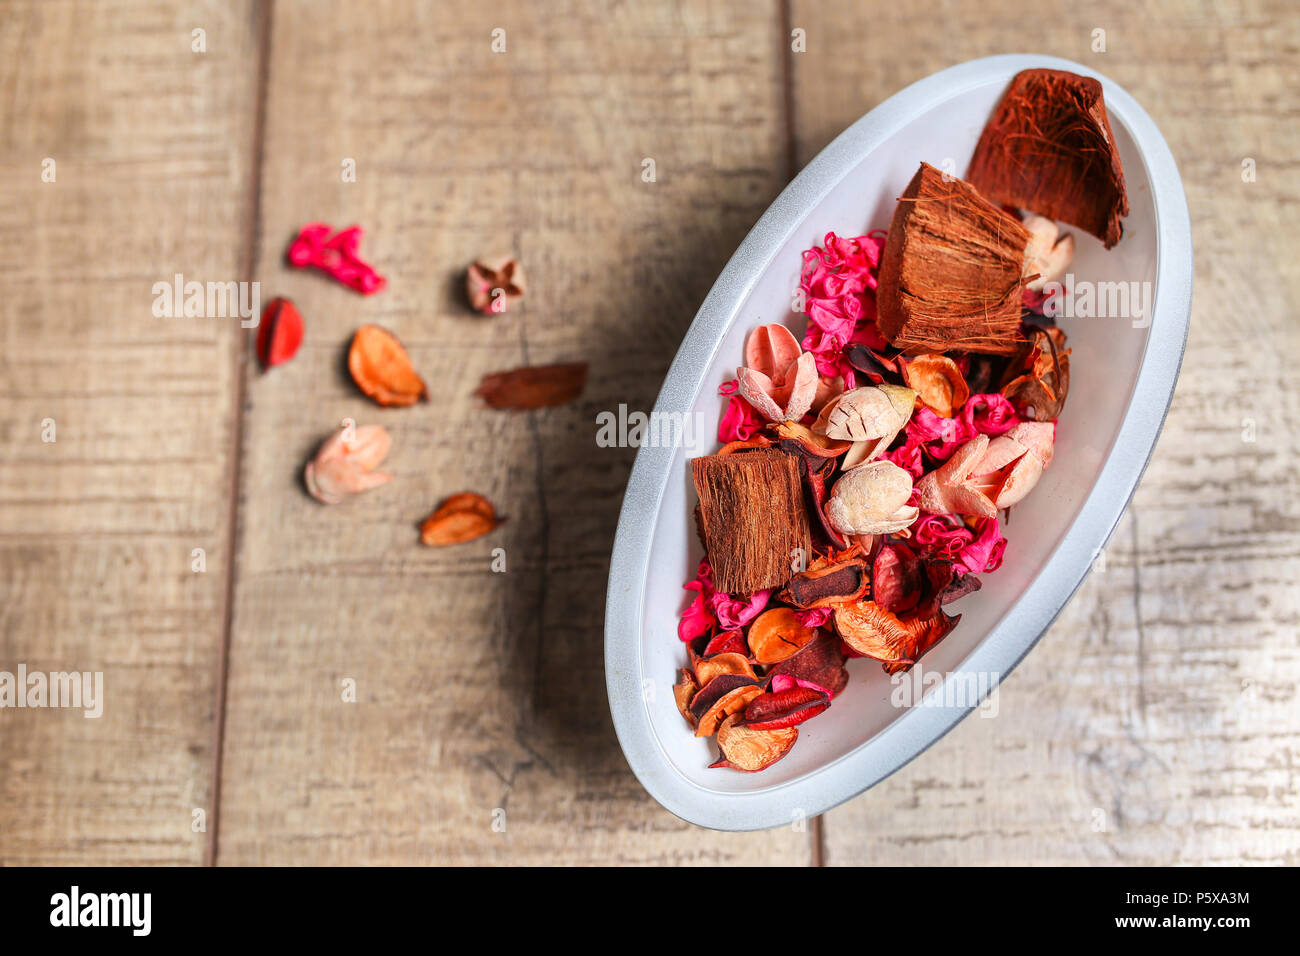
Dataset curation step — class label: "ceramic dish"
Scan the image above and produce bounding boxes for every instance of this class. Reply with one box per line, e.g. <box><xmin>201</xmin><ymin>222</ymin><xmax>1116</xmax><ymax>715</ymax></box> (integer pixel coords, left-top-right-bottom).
<box><xmin>604</xmin><ymin>54</ymin><xmax>1192</xmax><ymax>831</ymax></box>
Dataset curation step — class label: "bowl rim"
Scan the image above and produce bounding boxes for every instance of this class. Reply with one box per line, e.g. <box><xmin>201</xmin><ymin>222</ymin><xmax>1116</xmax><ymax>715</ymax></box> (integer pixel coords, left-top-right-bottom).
<box><xmin>603</xmin><ymin>53</ymin><xmax>1192</xmax><ymax>831</ymax></box>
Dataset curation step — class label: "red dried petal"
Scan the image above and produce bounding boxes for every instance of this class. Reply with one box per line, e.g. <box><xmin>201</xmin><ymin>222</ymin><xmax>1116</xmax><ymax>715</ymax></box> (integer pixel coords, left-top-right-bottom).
<box><xmin>742</xmin><ymin>686</ymin><xmax>831</xmax><ymax>730</ymax></box>
<box><xmin>256</xmin><ymin>297</ymin><xmax>303</xmax><ymax>370</ymax></box>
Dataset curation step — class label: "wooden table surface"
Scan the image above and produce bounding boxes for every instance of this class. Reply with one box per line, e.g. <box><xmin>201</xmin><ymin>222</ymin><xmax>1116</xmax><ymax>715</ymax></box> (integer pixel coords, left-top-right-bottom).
<box><xmin>1</xmin><ymin>0</ymin><xmax>1296</xmax><ymax>865</ymax></box>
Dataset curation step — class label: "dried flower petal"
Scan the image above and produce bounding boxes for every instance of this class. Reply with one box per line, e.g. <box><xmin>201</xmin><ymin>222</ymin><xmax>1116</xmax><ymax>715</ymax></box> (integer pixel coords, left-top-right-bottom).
<box><xmin>690</xmin><ymin>677</ymin><xmax>764</xmax><ymax>738</ymax></box>
<box><xmin>466</xmin><ymin>256</ymin><xmax>526</xmax><ymax>314</ymax></box>
<box><xmin>348</xmin><ymin>325</ymin><xmax>428</xmax><ymax>407</ymax></box>
<box><xmin>304</xmin><ymin>423</ymin><xmax>394</xmax><ymax>505</ymax></box>
<box><xmin>674</xmin><ymin>669</ymin><xmax>699</xmax><ymax>726</ymax></box>
<box><xmin>743</xmin><ymin>685</ymin><xmax>831</xmax><ymax>730</ymax></box>
<box><xmin>420</xmin><ymin>492</ymin><xmax>504</xmax><ymax>546</ymax></box>
<box><xmin>475</xmin><ymin>362</ymin><xmax>588</xmax><ymax>410</ymax></box>
<box><xmin>901</xmin><ymin>354</ymin><xmax>970</xmax><ymax>418</ymax></box>
<box><xmin>768</xmin><ymin>632</ymin><xmax>849</xmax><ymax>698</ymax></box>
<box><xmin>692</xmin><ymin>651</ymin><xmax>759</xmax><ymax>686</ymax></box>
<box><xmin>835</xmin><ymin>600</ymin><xmax>959</xmax><ymax>673</ymax></box>
<box><xmin>710</xmin><ymin>714</ymin><xmax>798</xmax><ymax>772</ymax></box>
<box><xmin>256</xmin><ymin>297</ymin><xmax>304</xmax><ymax>370</ymax></box>
<box><xmin>746</xmin><ymin>607</ymin><xmax>819</xmax><ymax>665</ymax></box>
<box><xmin>769</xmin><ymin>674</ymin><xmax>832</xmax><ymax>697</ymax></box>
<box><xmin>718</xmin><ymin>382</ymin><xmax>765</xmax><ymax>443</ymax></box>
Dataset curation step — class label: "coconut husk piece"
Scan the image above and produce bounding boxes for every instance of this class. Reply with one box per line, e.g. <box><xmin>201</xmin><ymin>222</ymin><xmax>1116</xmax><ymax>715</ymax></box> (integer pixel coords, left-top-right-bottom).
<box><xmin>877</xmin><ymin>162</ymin><xmax>1031</xmax><ymax>357</ymax></box>
<box><xmin>690</xmin><ymin>448</ymin><xmax>810</xmax><ymax>595</ymax></box>
<box><xmin>967</xmin><ymin>68</ymin><xmax>1129</xmax><ymax>248</ymax></box>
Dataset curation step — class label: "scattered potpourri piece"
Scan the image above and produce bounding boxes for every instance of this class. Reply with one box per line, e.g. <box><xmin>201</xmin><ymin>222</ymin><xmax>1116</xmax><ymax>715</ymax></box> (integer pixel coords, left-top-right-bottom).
<box><xmin>348</xmin><ymin>324</ymin><xmax>429</xmax><ymax>407</ymax></box>
<box><xmin>420</xmin><ymin>492</ymin><xmax>505</xmax><ymax>546</ymax></box>
<box><xmin>287</xmin><ymin>222</ymin><xmax>387</xmax><ymax>294</ymax></box>
<box><xmin>304</xmin><ymin>422</ymin><xmax>394</xmax><ymax>505</ymax></box>
<box><xmin>256</xmin><ymin>297</ymin><xmax>304</xmax><ymax>370</ymax></box>
<box><xmin>466</xmin><ymin>256</ymin><xmax>526</xmax><ymax>314</ymax></box>
<box><xmin>475</xmin><ymin>362</ymin><xmax>588</xmax><ymax>410</ymax></box>
<box><xmin>675</xmin><ymin>67</ymin><xmax>1127</xmax><ymax>772</ymax></box>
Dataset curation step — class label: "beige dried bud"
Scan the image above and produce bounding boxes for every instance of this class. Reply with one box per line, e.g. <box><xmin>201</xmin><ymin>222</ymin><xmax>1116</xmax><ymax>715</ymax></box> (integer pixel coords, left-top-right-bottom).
<box><xmin>1022</xmin><ymin>214</ymin><xmax>1074</xmax><ymax>292</ymax></box>
<box><xmin>825</xmin><ymin>460</ymin><xmax>918</xmax><ymax>535</ymax></box>
<box><xmin>304</xmin><ymin>423</ymin><xmax>394</xmax><ymax>505</ymax></box>
<box><xmin>814</xmin><ymin>384</ymin><xmax>916</xmax><ymax>469</ymax></box>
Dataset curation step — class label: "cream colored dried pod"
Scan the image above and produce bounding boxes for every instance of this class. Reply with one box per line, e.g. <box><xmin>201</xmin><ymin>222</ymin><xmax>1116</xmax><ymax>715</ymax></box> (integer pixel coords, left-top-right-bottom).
<box><xmin>825</xmin><ymin>459</ymin><xmax>918</xmax><ymax>535</ymax></box>
<box><xmin>819</xmin><ymin>384</ymin><xmax>916</xmax><ymax>442</ymax></box>
<box><xmin>1022</xmin><ymin>214</ymin><xmax>1074</xmax><ymax>293</ymax></box>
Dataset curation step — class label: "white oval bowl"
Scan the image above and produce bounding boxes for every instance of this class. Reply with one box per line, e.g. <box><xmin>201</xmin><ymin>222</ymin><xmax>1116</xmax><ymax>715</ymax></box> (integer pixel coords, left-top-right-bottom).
<box><xmin>605</xmin><ymin>54</ymin><xmax>1192</xmax><ymax>831</ymax></box>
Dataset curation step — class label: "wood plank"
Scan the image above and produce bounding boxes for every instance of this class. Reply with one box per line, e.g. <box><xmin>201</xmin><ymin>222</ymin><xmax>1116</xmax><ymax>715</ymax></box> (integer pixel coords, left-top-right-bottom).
<box><xmin>0</xmin><ymin>0</ymin><xmax>262</xmax><ymax>863</ymax></box>
<box><xmin>790</xmin><ymin>0</ymin><xmax>1300</xmax><ymax>865</ymax></box>
<box><xmin>214</xmin><ymin>0</ymin><xmax>810</xmax><ymax>863</ymax></box>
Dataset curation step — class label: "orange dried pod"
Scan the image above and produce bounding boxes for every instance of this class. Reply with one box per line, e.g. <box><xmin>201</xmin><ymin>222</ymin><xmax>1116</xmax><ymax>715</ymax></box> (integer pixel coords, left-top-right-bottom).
<box><xmin>420</xmin><ymin>492</ymin><xmax>504</xmax><ymax>546</ymax></box>
<box><xmin>902</xmin><ymin>354</ymin><xmax>970</xmax><ymax>418</ymax></box>
<box><xmin>348</xmin><ymin>324</ymin><xmax>428</xmax><ymax>406</ymax></box>
<box><xmin>694</xmin><ymin>685</ymin><xmax>764</xmax><ymax>738</ymax></box>
<box><xmin>835</xmin><ymin>600</ymin><xmax>959</xmax><ymax>672</ymax></box>
<box><xmin>691</xmin><ymin>651</ymin><xmax>759</xmax><ymax>686</ymax></box>
<box><xmin>710</xmin><ymin>714</ymin><xmax>798</xmax><ymax>772</ymax></box>
<box><xmin>746</xmin><ymin>607</ymin><xmax>819</xmax><ymax>665</ymax></box>
<box><xmin>674</xmin><ymin>669</ymin><xmax>699</xmax><ymax>727</ymax></box>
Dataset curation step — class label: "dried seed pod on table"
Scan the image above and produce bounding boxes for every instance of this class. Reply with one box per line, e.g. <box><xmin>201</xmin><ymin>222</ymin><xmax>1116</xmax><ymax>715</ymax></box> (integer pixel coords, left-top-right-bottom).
<box><xmin>466</xmin><ymin>256</ymin><xmax>526</xmax><ymax>314</ymax></box>
<box><xmin>256</xmin><ymin>297</ymin><xmax>304</xmax><ymax>370</ymax></box>
<box><xmin>348</xmin><ymin>325</ymin><xmax>428</xmax><ymax>406</ymax></box>
<box><xmin>475</xmin><ymin>362</ymin><xmax>588</xmax><ymax>409</ymax></box>
<box><xmin>304</xmin><ymin>423</ymin><xmax>394</xmax><ymax>504</ymax></box>
<box><xmin>420</xmin><ymin>492</ymin><xmax>504</xmax><ymax>546</ymax></box>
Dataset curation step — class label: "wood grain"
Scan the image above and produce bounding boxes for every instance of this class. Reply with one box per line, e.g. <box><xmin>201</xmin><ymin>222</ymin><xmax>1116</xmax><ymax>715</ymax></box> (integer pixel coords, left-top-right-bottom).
<box><xmin>0</xmin><ymin>0</ymin><xmax>261</xmax><ymax>864</ymax></box>
<box><xmin>2</xmin><ymin>0</ymin><xmax>1295</xmax><ymax>866</ymax></box>
<box><xmin>790</xmin><ymin>0</ymin><xmax>1300</xmax><ymax>866</ymax></box>
<box><xmin>212</xmin><ymin>0</ymin><xmax>809</xmax><ymax>864</ymax></box>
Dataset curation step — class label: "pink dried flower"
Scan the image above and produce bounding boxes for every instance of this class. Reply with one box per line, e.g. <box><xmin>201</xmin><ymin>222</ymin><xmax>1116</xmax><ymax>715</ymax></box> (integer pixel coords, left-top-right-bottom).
<box><xmin>912</xmin><ymin>515</ymin><xmax>1007</xmax><ymax>575</ymax></box>
<box><xmin>769</xmin><ymin>673</ymin><xmax>833</xmax><ymax>697</ymax></box>
<box><xmin>799</xmin><ymin>232</ymin><xmax>889</xmax><ymax>382</ymax></box>
<box><xmin>735</xmin><ymin>324</ymin><xmax>818</xmax><ymax>422</ymax></box>
<box><xmin>677</xmin><ymin>559</ymin><xmax>771</xmax><ymax>640</ymax></box>
<box><xmin>287</xmin><ymin>223</ymin><xmax>387</xmax><ymax>295</ymax></box>
<box><xmin>717</xmin><ymin>381</ymin><xmax>764</xmax><ymax>442</ymax></box>
<box><xmin>794</xmin><ymin>607</ymin><xmax>833</xmax><ymax>629</ymax></box>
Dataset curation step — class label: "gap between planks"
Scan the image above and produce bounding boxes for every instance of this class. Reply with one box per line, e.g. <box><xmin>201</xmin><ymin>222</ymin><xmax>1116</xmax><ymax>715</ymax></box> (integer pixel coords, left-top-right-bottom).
<box><xmin>206</xmin><ymin>0</ymin><xmax>276</xmax><ymax>868</ymax></box>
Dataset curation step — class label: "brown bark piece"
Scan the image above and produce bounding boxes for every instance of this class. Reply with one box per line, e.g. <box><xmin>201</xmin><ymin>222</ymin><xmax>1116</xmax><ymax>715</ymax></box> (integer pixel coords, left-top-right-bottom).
<box><xmin>877</xmin><ymin>163</ymin><xmax>1031</xmax><ymax>356</ymax></box>
<box><xmin>967</xmin><ymin>68</ymin><xmax>1129</xmax><ymax>248</ymax></box>
<box><xmin>690</xmin><ymin>448</ymin><xmax>810</xmax><ymax>595</ymax></box>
